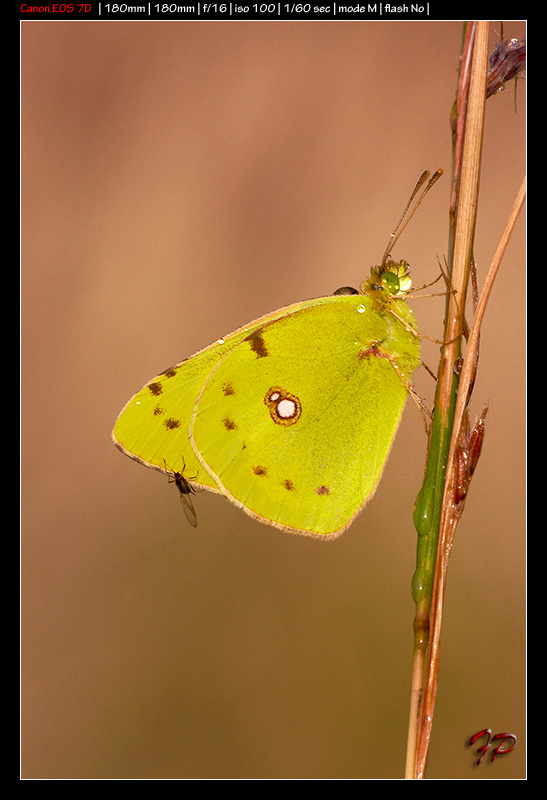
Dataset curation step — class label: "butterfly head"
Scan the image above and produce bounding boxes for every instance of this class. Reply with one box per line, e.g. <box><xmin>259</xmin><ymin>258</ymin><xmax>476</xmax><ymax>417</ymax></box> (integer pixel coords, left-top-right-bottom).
<box><xmin>379</xmin><ymin>259</ymin><xmax>413</xmax><ymax>296</ymax></box>
<box><xmin>358</xmin><ymin>258</ymin><xmax>413</xmax><ymax>301</ymax></box>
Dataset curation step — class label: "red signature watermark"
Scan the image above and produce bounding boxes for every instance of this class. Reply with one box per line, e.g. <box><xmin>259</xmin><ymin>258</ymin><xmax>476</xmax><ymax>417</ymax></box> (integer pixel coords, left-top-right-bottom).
<box><xmin>470</xmin><ymin>729</ymin><xmax>517</xmax><ymax>765</ymax></box>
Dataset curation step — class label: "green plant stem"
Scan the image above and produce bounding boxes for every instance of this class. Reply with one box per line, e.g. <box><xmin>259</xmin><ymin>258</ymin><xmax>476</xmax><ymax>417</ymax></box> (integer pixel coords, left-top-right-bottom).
<box><xmin>404</xmin><ymin>20</ymin><xmax>489</xmax><ymax>779</ymax></box>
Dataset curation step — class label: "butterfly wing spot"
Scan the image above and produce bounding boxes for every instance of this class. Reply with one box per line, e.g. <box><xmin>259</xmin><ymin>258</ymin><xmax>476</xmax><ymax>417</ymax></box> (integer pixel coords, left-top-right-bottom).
<box><xmin>247</xmin><ymin>329</ymin><xmax>269</xmax><ymax>358</ymax></box>
<box><xmin>148</xmin><ymin>381</ymin><xmax>163</xmax><ymax>396</ymax></box>
<box><xmin>264</xmin><ymin>387</ymin><xmax>302</xmax><ymax>426</ymax></box>
<box><xmin>164</xmin><ymin>418</ymin><xmax>181</xmax><ymax>430</ymax></box>
<box><xmin>161</xmin><ymin>367</ymin><xmax>178</xmax><ymax>378</ymax></box>
<box><xmin>282</xmin><ymin>479</ymin><xmax>295</xmax><ymax>491</ymax></box>
<box><xmin>222</xmin><ymin>381</ymin><xmax>235</xmax><ymax>395</ymax></box>
<box><xmin>253</xmin><ymin>465</ymin><xmax>268</xmax><ymax>477</ymax></box>
<box><xmin>223</xmin><ymin>417</ymin><xmax>237</xmax><ymax>431</ymax></box>
<box><xmin>153</xmin><ymin>404</ymin><xmax>163</xmax><ymax>416</ymax></box>
<box><xmin>316</xmin><ymin>485</ymin><xmax>330</xmax><ymax>496</ymax></box>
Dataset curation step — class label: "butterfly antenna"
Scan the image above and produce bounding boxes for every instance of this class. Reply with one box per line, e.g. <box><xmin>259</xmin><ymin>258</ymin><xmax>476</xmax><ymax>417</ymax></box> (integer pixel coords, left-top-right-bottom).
<box><xmin>381</xmin><ymin>169</ymin><xmax>443</xmax><ymax>267</ymax></box>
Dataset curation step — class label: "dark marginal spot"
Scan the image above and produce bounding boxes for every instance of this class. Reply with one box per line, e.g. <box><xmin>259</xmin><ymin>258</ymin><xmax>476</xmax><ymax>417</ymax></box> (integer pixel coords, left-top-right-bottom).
<box><xmin>282</xmin><ymin>479</ymin><xmax>295</xmax><ymax>491</ymax></box>
<box><xmin>316</xmin><ymin>485</ymin><xmax>330</xmax><ymax>496</ymax></box>
<box><xmin>162</xmin><ymin>367</ymin><xmax>177</xmax><ymax>378</ymax></box>
<box><xmin>164</xmin><ymin>418</ymin><xmax>181</xmax><ymax>430</ymax></box>
<box><xmin>222</xmin><ymin>381</ymin><xmax>236</xmax><ymax>395</ymax></box>
<box><xmin>153</xmin><ymin>404</ymin><xmax>164</xmax><ymax>416</ymax></box>
<box><xmin>253</xmin><ymin>465</ymin><xmax>268</xmax><ymax>477</ymax></box>
<box><xmin>148</xmin><ymin>381</ymin><xmax>163</xmax><ymax>396</ymax></box>
<box><xmin>247</xmin><ymin>329</ymin><xmax>269</xmax><ymax>358</ymax></box>
<box><xmin>223</xmin><ymin>417</ymin><xmax>237</xmax><ymax>430</ymax></box>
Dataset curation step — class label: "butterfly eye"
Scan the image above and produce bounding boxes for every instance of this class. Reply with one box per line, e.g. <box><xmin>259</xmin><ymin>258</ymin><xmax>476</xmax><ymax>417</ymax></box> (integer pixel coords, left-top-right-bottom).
<box><xmin>381</xmin><ymin>271</ymin><xmax>401</xmax><ymax>295</ymax></box>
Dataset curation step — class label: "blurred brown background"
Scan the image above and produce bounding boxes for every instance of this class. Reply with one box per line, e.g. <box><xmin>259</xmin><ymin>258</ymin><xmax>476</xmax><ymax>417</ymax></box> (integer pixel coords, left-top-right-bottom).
<box><xmin>21</xmin><ymin>21</ymin><xmax>525</xmax><ymax>779</ymax></box>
